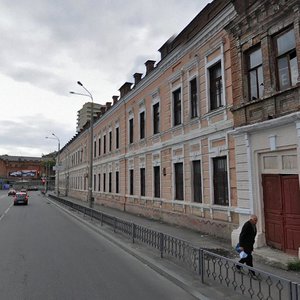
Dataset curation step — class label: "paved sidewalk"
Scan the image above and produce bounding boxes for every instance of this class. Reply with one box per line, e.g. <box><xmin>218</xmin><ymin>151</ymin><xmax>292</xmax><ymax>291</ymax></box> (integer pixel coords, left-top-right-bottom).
<box><xmin>48</xmin><ymin>192</ymin><xmax>300</xmax><ymax>285</ymax></box>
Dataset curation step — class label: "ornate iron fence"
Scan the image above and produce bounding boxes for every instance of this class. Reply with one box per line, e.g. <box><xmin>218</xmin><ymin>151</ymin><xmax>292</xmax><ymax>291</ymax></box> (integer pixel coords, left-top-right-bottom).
<box><xmin>48</xmin><ymin>194</ymin><xmax>300</xmax><ymax>300</ymax></box>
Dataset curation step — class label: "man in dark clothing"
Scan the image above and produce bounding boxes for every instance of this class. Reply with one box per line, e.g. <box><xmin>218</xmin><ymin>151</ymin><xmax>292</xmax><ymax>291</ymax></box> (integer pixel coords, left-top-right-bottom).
<box><xmin>237</xmin><ymin>215</ymin><xmax>258</xmax><ymax>275</ymax></box>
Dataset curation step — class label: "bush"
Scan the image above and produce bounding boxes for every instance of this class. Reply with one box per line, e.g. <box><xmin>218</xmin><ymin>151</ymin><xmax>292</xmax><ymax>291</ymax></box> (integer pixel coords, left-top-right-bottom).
<box><xmin>287</xmin><ymin>260</ymin><xmax>300</xmax><ymax>271</ymax></box>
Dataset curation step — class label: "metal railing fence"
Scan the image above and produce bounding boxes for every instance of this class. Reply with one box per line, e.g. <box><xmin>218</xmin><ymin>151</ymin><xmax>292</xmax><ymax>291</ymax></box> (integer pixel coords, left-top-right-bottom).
<box><xmin>48</xmin><ymin>194</ymin><xmax>300</xmax><ymax>300</ymax></box>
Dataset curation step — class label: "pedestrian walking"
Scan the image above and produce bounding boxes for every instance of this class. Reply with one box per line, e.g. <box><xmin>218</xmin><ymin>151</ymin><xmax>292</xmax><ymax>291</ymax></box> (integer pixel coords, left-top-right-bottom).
<box><xmin>236</xmin><ymin>214</ymin><xmax>258</xmax><ymax>276</ymax></box>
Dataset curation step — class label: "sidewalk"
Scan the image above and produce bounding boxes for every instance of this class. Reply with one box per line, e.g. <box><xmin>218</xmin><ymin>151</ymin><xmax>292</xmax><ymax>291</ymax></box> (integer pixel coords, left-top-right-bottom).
<box><xmin>48</xmin><ymin>192</ymin><xmax>300</xmax><ymax>284</ymax></box>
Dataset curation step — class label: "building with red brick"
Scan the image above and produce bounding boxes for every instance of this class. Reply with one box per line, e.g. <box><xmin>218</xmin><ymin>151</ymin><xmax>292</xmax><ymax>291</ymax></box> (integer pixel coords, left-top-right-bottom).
<box><xmin>227</xmin><ymin>0</ymin><xmax>300</xmax><ymax>255</ymax></box>
<box><xmin>0</xmin><ymin>155</ymin><xmax>42</xmax><ymax>186</ymax></box>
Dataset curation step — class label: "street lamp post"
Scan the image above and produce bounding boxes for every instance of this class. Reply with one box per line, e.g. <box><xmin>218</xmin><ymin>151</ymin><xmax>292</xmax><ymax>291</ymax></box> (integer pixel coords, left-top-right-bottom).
<box><xmin>70</xmin><ymin>81</ymin><xmax>94</xmax><ymax>207</ymax></box>
<box><xmin>46</xmin><ymin>133</ymin><xmax>60</xmax><ymax>196</ymax></box>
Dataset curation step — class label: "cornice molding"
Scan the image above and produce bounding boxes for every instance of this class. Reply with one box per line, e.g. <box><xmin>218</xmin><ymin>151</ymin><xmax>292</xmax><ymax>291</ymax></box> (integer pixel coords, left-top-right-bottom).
<box><xmin>231</xmin><ymin>112</ymin><xmax>300</xmax><ymax>135</ymax></box>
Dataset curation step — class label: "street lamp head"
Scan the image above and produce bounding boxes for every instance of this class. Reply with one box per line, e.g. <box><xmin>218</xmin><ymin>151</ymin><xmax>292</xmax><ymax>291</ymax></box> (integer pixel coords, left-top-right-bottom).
<box><xmin>77</xmin><ymin>81</ymin><xmax>83</xmax><ymax>86</ymax></box>
<box><xmin>69</xmin><ymin>91</ymin><xmax>75</xmax><ymax>94</ymax></box>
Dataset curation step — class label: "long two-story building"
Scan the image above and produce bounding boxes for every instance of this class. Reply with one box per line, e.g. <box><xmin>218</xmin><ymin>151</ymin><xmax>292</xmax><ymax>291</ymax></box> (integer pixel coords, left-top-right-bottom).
<box><xmin>57</xmin><ymin>0</ymin><xmax>300</xmax><ymax>254</ymax></box>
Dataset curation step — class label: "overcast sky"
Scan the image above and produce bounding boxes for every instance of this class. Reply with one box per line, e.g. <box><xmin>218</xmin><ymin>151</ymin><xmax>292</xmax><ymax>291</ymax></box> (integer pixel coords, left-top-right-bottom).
<box><xmin>0</xmin><ymin>0</ymin><xmax>211</xmax><ymax>157</ymax></box>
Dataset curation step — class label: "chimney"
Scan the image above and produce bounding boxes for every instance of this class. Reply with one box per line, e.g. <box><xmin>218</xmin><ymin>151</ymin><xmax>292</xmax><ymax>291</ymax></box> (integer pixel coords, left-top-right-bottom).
<box><xmin>100</xmin><ymin>106</ymin><xmax>106</xmax><ymax>115</ymax></box>
<box><xmin>112</xmin><ymin>95</ymin><xmax>119</xmax><ymax>104</ymax></box>
<box><xmin>145</xmin><ymin>60</ymin><xmax>156</xmax><ymax>75</ymax></box>
<box><xmin>133</xmin><ymin>73</ymin><xmax>143</xmax><ymax>86</ymax></box>
<box><xmin>106</xmin><ymin>102</ymin><xmax>112</xmax><ymax>110</ymax></box>
<box><xmin>119</xmin><ymin>82</ymin><xmax>132</xmax><ymax>98</ymax></box>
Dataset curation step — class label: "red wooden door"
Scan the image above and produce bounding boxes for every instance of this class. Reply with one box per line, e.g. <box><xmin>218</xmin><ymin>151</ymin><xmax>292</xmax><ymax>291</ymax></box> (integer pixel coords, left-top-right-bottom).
<box><xmin>262</xmin><ymin>174</ymin><xmax>284</xmax><ymax>250</ymax></box>
<box><xmin>263</xmin><ymin>174</ymin><xmax>300</xmax><ymax>254</ymax></box>
<box><xmin>282</xmin><ymin>175</ymin><xmax>300</xmax><ymax>255</ymax></box>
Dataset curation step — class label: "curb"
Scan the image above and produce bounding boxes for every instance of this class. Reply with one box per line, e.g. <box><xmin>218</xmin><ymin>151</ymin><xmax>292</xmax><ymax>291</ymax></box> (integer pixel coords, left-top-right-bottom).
<box><xmin>254</xmin><ymin>253</ymin><xmax>289</xmax><ymax>270</ymax></box>
<box><xmin>45</xmin><ymin>195</ymin><xmax>211</xmax><ymax>300</ymax></box>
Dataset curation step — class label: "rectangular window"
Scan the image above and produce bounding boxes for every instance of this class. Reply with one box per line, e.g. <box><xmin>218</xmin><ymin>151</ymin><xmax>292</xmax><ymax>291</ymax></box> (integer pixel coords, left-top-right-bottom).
<box><xmin>153</xmin><ymin>166</ymin><xmax>160</xmax><ymax>198</ymax></box>
<box><xmin>115</xmin><ymin>127</ymin><xmax>119</xmax><ymax>149</ymax></box>
<box><xmin>98</xmin><ymin>173</ymin><xmax>101</xmax><ymax>191</ymax></box>
<box><xmin>248</xmin><ymin>47</ymin><xmax>264</xmax><ymax>100</ymax></box>
<box><xmin>98</xmin><ymin>137</ymin><xmax>101</xmax><ymax>156</ymax></box>
<box><xmin>94</xmin><ymin>140</ymin><xmax>97</xmax><ymax>158</ymax></box>
<box><xmin>140</xmin><ymin>168</ymin><xmax>145</xmax><ymax>196</ymax></box>
<box><xmin>129</xmin><ymin>119</ymin><xmax>134</xmax><ymax>144</ymax></box>
<box><xmin>173</xmin><ymin>88</ymin><xmax>182</xmax><ymax>126</ymax></box>
<box><xmin>109</xmin><ymin>172</ymin><xmax>112</xmax><ymax>193</ymax></box>
<box><xmin>153</xmin><ymin>102</ymin><xmax>160</xmax><ymax>134</ymax></box>
<box><xmin>190</xmin><ymin>78</ymin><xmax>198</xmax><ymax>118</ymax></box>
<box><xmin>109</xmin><ymin>131</ymin><xmax>112</xmax><ymax>152</ymax></box>
<box><xmin>115</xmin><ymin>171</ymin><xmax>119</xmax><ymax>194</ymax></box>
<box><xmin>93</xmin><ymin>174</ymin><xmax>96</xmax><ymax>191</ymax></box>
<box><xmin>103</xmin><ymin>135</ymin><xmax>106</xmax><ymax>154</ymax></box>
<box><xmin>209</xmin><ymin>62</ymin><xmax>223</xmax><ymax>110</ymax></box>
<box><xmin>129</xmin><ymin>169</ymin><xmax>134</xmax><ymax>195</ymax></box>
<box><xmin>174</xmin><ymin>162</ymin><xmax>184</xmax><ymax>200</ymax></box>
<box><xmin>213</xmin><ymin>156</ymin><xmax>229</xmax><ymax>206</ymax></box>
<box><xmin>103</xmin><ymin>173</ymin><xmax>106</xmax><ymax>192</ymax></box>
<box><xmin>192</xmin><ymin>160</ymin><xmax>202</xmax><ymax>203</ymax></box>
<box><xmin>275</xmin><ymin>28</ymin><xmax>297</xmax><ymax>90</ymax></box>
<box><xmin>140</xmin><ymin>111</ymin><xmax>145</xmax><ymax>140</ymax></box>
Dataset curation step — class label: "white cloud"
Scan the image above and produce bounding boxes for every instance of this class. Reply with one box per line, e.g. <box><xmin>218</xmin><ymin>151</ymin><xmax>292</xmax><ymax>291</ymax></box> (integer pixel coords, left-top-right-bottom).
<box><xmin>0</xmin><ymin>0</ymin><xmax>211</xmax><ymax>156</ymax></box>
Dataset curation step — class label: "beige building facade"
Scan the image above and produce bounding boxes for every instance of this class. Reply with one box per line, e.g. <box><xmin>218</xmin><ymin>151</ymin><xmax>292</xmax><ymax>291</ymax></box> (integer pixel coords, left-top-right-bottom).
<box><xmin>59</xmin><ymin>0</ymin><xmax>239</xmax><ymax>241</ymax></box>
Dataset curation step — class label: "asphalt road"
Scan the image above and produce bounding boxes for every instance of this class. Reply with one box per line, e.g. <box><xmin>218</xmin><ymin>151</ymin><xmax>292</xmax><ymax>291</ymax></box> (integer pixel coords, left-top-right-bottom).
<box><xmin>0</xmin><ymin>190</ymin><xmax>196</xmax><ymax>300</ymax></box>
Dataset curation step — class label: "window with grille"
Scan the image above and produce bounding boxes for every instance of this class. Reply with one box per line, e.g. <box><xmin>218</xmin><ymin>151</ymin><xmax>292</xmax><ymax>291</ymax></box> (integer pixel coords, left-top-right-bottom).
<box><xmin>213</xmin><ymin>156</ymin><xmax>229</xmax><ymax>206</ymax></box>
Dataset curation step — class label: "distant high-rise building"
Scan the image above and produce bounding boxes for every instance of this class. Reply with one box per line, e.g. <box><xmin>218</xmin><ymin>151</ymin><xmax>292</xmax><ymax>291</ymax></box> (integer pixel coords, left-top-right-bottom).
<box><xmin>76</xmin><ymin>102</ymin><xmax>103</xmax><ymax>132</ymax></box>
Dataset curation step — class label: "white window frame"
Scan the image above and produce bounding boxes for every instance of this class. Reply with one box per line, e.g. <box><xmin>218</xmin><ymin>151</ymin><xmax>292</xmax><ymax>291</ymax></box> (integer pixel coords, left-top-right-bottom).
<box><xmin>189</xmin><ymin>75</ymin><xmax>199</xmax><ymax>119</ymax></box>
<box><xmin>205</xmin><ymin>46</ymin><xmax>226</xmax><ymax>114</ymax></box>
<box><xmin>151</xmin><ymin>93</ymin><xmax>160</xmax><ymax>135</ymax></box>
<box><xmin>128</xmin><ymin>110</ymin><xmax>134</xmax><ymax>145</ymax></box>
<box><xmin>171</xmin><ymin>85</ymin><xmax>183</xmax><ymax>127</ymax></box>
<box><xmin>152</xmin><ymin>152</ymin><xmax>161</xmax><ymax>198</ymax></box>
<box><xmin>171</xmin><ymin>146</ymin><xmax>184</xmax><ymax>201</ymax></box>
<box><xmin>139</xmin><ymin>105</ymin><xmax>146</xmax><ymax>140</ymax></box>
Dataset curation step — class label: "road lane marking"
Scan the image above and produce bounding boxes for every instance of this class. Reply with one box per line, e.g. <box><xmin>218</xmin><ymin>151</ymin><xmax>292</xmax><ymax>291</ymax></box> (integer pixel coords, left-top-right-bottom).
<box><xmin>0</xmin><ymin>203</ymin><xmax>13</xmax><ymax>222</ymax></box>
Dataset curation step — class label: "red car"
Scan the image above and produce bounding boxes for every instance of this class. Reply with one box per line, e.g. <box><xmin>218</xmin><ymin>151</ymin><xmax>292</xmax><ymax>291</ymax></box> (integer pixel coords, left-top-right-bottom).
<box><xmin>13</xmin><ymin>192</ymin><xmax>29</xmax><ymax>205</ymax></box>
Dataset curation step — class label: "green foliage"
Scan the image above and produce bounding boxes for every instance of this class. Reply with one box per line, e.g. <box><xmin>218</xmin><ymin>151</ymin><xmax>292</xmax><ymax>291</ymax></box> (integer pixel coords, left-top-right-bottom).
<box><xmin>41</xmin><ymin>159</ymin><xmax>56</xmax><ymax>168</ymax></box>
<box><xmin>287</xmin><ymin>260</ymin><xmax>300</xmax><ymax>271</ymax></box>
